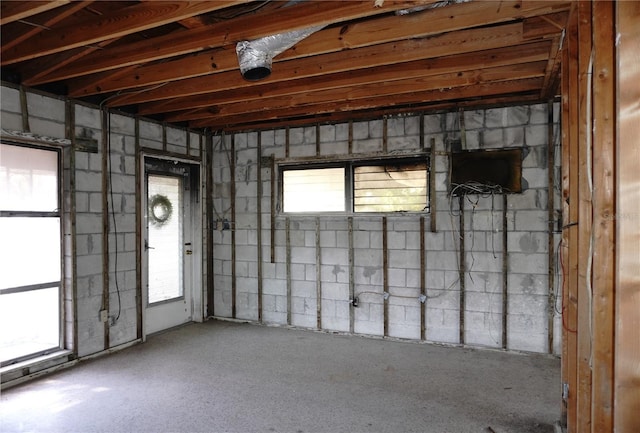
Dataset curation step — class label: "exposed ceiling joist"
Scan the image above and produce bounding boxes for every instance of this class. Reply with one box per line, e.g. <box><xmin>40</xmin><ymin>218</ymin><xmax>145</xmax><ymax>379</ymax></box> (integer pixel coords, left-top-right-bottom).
<box><xmin>154</xmin><ymin>42</ymin><xmax>551</xmax><ymax>119</ymax></box>
<box><xmin>109</xmin><ymin>21</ymin><xmax>537</xmax><ymax>107</ymax></box>
<box><xmin>1</xmin><ymin>1</ymin><xmax>94</xmax><ymax>51</ymax></box>
<box><xmin>67</xmin><ymin>2</ymin><xmax>569</xmax><ymax>97</ymax></box>
<box><xmin>1</xmin><ymin>1</ymin><xmax>250</xmax><ymax>65</ymax></box>
<box><xmin>0</xmin><ymin>1</ymin><xmax>69</xmax><ymax>26</ymax></box>
<box><xmin>23</xmin><ymin>0</ymin><xmax>444</xmax><ymax>84</ymax></box>
<box><xmin>0</xmin><ymin>1</ymin><xmax>571</xmax><ymax>132</ymax></box>
<box><xmin>192</xmin><ymin>78</ymin><xmax>545</xmax><ymax>129</ymax></box>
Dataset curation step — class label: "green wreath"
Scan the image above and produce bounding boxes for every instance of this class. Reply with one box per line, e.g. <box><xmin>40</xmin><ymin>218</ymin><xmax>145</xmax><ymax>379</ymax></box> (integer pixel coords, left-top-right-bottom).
<box><xmin>149</xmin><ymin>194</ymin><xmax>173</xmax><ymax>226</ymax></box>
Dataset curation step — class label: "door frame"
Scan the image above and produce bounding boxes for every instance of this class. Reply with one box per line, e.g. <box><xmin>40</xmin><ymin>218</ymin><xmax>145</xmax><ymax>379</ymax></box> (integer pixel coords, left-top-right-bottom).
<box><xmin>140</xmin><ymin>154</ymin><xmax>203</xmax><ymax>340</ymax></box>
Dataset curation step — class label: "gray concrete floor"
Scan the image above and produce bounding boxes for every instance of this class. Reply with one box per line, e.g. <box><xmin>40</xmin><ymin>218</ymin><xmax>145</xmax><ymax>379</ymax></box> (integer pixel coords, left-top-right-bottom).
<box><xmin>1</xmin><ymin>320</ymin><xmax>560</xmax><ymax>433</ymax></box>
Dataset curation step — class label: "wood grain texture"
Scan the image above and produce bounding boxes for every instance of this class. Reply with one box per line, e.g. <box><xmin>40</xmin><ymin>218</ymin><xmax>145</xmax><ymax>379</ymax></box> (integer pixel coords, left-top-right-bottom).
<box><xmin>0</xmin><ymin>1</ymin><xmax>69</xmax><ymax>26</ymax></box>
<box><xmin>65</xmin><ymin>1</ymin><xmax>569</xmax><ymax>96</ymax></box>
<box><xmin>590</xmin><ymin>1</ymin><xmax>615</xmax><ymax>430</ymax></box>
<box><xmin>575</xmin><ymin>2</ymin><xmax>592</xmax><ymax>431</ymax></box>
<box><xmin>1</xmin><ymin>1</ymin><xmax>248</xmax><ymax>64</ymax></box>
<box><xmin>615</xmin><ymin>2</ymin><xmax>640</xmax><ymax>432</ymax></box>
<box><xmin>109</xmin><ymin>22</ymin><xmax>534</xmax><ymax>107</ymax></box>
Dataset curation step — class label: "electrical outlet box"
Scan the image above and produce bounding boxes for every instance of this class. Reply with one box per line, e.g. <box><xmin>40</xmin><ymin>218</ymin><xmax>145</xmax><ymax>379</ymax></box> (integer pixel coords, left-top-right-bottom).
<box><xmin>100</xmin><ymin>310</ymin><xmax>108</xmax><ymax>322</ymax></box>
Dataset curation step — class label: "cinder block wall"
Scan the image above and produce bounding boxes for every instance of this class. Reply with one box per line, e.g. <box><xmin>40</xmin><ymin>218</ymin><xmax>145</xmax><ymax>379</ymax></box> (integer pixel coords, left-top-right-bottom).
<box><xmin>1</xmin><ymin>84</ymin><xmax>204</xmax><ymax>359</ymax></box>
<box><xmin>211</xmin><ymin>103</ymin><xmax>562</xmax><ymax>354</ymax></box>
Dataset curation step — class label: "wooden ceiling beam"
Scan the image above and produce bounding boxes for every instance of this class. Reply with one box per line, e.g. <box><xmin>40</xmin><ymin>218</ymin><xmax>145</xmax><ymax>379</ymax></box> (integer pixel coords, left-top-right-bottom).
<box><xmin>523</xmin><ymin>11</ymin><xmax>569</xmax><ymax>39</ymax></box>
<box><xmin>0</xmin><ymin>1</ymin><xmax>70</xmax><ymax>26</ymax></box>
<box><xmin>171</xmin><ymin>61</ymin><xmax>546</xmax><ymax>124</ymax></box>
<box><xmin>1</xmin><ymin>1</ymin><xmax>94</xmax><ymax>51</ymax></box>
<box><xmin>110</xmin><ymin>21</ymin><xmax>530</xmax><ymax>107</ymax></box>
<box><xmin>193</xmin><ymin>78</ymin><xmax>544</xmax><ymax>129</ymax></box>
<box><xmin>189</xmin><ymin>75</ymin><xmax>545</xmax><ymax>127</ymax></box>
<box><xmin>20</xmin><ymin>38</ymin><xmax>119</xmax><ymax>87</ymax></box>
<box><xmin>215</xmin><ymin>94</ymin><xmax>544</xmax><ymax>133</ymax></box>
<box><xmin>67</xmin><ymin>1</ymin><xmax>569</xmax><ymax>96</ymax></box>
<box><xmin>540</xmin><ymin>34</ymin><xmax>563</xmax><ymax>99</ymax></box>
<box><xmin>158</xmin><ymin>44</ymin><xmax>550</xmax><ymax>120</ymax></box>
<box><xmin>27</xmin><ymin>0</ymin><xmax>443</xmax><ymax>84</ymax></box>
<box><xmin>1</xmin><ymin>1</ymin><xmax>250</xmax><ymax>65</ymax></box>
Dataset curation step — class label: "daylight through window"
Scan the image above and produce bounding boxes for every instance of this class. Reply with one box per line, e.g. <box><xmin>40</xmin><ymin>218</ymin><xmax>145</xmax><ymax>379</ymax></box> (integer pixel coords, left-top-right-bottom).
<box><xmin>281</xmin><ymin>159</ymin><xmax>428</xmax><ymax>213</ymax></box>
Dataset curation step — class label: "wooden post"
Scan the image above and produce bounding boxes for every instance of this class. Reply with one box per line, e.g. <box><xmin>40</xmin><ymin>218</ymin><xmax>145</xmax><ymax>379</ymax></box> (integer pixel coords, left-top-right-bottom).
<box><xmin>561</xmin><ymin>4</ymin><xmax>579</xmax><ymax>428</ymax></box>
<box><xmin>382</xmin><ymin>216</ymin><xmax>389</xmax><ymax>337</ymax></box>
<box><xmin>205</xmin><ymin>133</ymin><xmax>214</xmax><ymax>318</ymax></box>
<box><xmin>458</xmin><ymin>195</ymin><xmax>465</xmax><ymax>345</ymax></box>
<box><xmin>257</xmin><ymin>133</ymin><xmax>263</xmax><ymax>322</ymax></box>
<box><xmin>547</xmin><ymin>100</ymin><xmax>556</xmax><ymax>355</ymax></box>
<box><xmin>502</xmin><ymin>194</ymin><xmax>508</xmax><ymax>350</ymax></box>
<box><xmin>348</xmin><ymin>217</ymin><xmax>355</xmax><ymax>333</ymax></box>
<box><xmin>230</xmin><ymin>134</ymin><xmax>236</xmax><ymax>319</ymax></box>
<box><xmin>135</xmin><ymin>119</ymin><xmax>143</xmax><ymax>337</ymax></box>
<box><xmin>101</xmin><ymin>108</ymin><xmax>110</xmax><ymax>349</ymax></box>
<box><xmin>590</xmin><ymin>1</ymin><xmax>615</xmax><ymax>429</ymax></box>
<box><xmin>420</xmin><ymin>216</ymin><xmax>426</xmax><ymax>340</ymax></box>
<box><xmin>286</xmin><ymin>217</ymin><xmax>292</xmax><ymax>326</ymax></box>
<box><xmin>615</xmin><ymin>2</ymin><xmax>640</xmax><ymax>432</ymax></box>
<box><xmin>315</xmin><ymin>217</ymin><xmax>322</xmax><ymax>330</ymax></box>
<box><xmin>575</xmin><ymin>3</ymin><xmax>593</xmax><ymax>430</ymax></box>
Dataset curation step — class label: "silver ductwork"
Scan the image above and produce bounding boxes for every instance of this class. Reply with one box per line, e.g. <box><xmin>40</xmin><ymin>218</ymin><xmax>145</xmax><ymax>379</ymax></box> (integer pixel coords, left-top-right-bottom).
<box><xmin>396</xmin><ymin>0</ymin><xmax>471</xmax><ymax>16</ymax></box>
<box><xmin>236</xmin><ymin>25</ymin><xmax>323</xmax><ymax>81</ymax></box>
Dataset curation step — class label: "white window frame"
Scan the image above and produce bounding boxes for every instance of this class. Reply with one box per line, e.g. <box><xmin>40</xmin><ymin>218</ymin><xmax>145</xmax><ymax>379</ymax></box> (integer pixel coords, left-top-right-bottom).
<box><xmin>280</xmin><ymin>156</ymin><xmax>430</xmax><ymax>214</ymax></box>
<box><xmin>0</xmin><ymin>141</ymin><xmax>64</xmax><ymax>367</ymax></box>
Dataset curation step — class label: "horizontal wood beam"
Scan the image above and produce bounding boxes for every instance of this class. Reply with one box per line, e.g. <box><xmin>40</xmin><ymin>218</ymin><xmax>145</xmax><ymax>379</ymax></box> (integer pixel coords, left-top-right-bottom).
<box><xmin>0</xmin><ymin>1</ymin><xmax>69</xmax><ymax>26</ymax></box>
<box><xmin>110</xmin><ymin>21</ymin><xmax>532</xmax><ymax>107</ymax></box>
<box><xmin>165</xmin><ymin>52</ymin><xmax>546</xmax><ymax>122</ymax></box>
<box><xmin>192</xmin><ymin>78</ymin><xmax>544</xmax><ymax>129</ymax></box>
<box><xmin>1</xmin><ymin>1</ymin><xmax>249</xmax><ymax>65</ymax></box>
<box><xmin>1</xmin><ymin>1</ymin><xmax>93</xmax><ymax>51</ymax></box>
<box><xmin>66</xmin><ymin>1</ymin><xmax>569</xmax><ymax>96</ymax></box>
<box><xmin>216</xmin><ymin>93</ymin><xmax>544</xmax><ymax>132</ymax></box>
<box><xmin>28</xmin><ymin>0</ymin><xmax>444</xmax><ymax>84</ymax></box>
<box><xmin>20</xmin><ymin>39</ymin><xmax>119</xmax><ymax>87</ymax></box>
<box><xmin>146</xmin><ymin>41</ymin><xmax>550</xmax><ymax>117</ymax></box>
<box><xmin>190</xmin><ymin>68</ymin><xmax>544</xmax><ymax>120</ymax></box>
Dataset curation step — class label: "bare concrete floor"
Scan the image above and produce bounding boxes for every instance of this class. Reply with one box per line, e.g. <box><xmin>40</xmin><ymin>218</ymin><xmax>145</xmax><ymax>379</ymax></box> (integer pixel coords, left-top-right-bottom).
<box><xmin>1</xmin><ymin>320</ymin><xmax>560</xmax><ymax>433</ymax></box>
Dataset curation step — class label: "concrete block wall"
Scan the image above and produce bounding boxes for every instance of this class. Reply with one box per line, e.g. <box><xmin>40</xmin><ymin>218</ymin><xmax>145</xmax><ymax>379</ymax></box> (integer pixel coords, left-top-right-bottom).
<box><xmin>1</xmin><ymin>84</ymin><xmax>205</xmax><ymax>361</ymax></box>
<box><xmin>73</xmin><ymin>103</ymin><xmax>108</xmax><ymax>356</ymax></box>
<box><xmin>211</xmin><ymin>102</ymin><xmax>562</xmax><ymax>355</ymax></box>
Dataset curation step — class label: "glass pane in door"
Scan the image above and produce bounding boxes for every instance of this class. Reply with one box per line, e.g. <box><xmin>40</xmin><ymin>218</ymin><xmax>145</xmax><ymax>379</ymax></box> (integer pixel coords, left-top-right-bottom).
<box><xmin>147</xmin><ymin>175</ymin><xmax>183</xmax><ymax>304</ymax></box>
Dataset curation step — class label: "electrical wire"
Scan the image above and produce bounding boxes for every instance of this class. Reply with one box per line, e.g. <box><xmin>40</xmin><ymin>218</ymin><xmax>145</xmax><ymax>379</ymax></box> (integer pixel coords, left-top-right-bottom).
<box><xmin>210</xmin><ymin>134</ymin><xmax>233</xmax><ymax>222</ymax></box>
<box><xmin>586</xmin><ymin>48</ymin><xmax>595</xmax><ymax>367</ymax></box>
<box><xmin>558</xmin><ymin>237</ymin><xmax>576</xmax><ymax>333</ymax></box>
<box><xmin>448</xmin><ymin>180</ymin><xmax>508</xmax><ymax>346</ymax></box>
<box><xmin>98</xmin><ymin>105</ymin><xmax>122</xmax><ymax>324</ymax></box>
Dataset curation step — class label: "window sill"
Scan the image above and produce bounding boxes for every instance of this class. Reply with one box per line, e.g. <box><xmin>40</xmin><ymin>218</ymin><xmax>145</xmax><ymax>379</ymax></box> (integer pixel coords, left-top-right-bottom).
<box><xmin>1</xmin><ymin>350</ymin><xmax>75</xmax><ymax>387</ymax></box>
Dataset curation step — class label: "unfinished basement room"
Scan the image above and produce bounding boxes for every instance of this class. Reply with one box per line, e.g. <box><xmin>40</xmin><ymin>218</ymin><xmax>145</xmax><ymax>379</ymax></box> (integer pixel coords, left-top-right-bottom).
<box><xmin>0</xmin><ymin>1</ymin><xmax>638</xmax><ymax>432</ymax></box>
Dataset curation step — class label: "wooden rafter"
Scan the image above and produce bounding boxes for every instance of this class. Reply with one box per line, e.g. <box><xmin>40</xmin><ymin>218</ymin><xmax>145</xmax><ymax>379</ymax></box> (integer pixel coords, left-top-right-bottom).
<box><xmin>159</xmin><ymin>48</ymin><xmax>550</xmax><ymax>121</ymax></box>
<box><xmin>1</xmin><ymin>1</ymin><xmax>250</xmax><ymax>65</ymax></box>
<box><xmin>0</xmin><ymin>0</ymin><xmax>571</xmax><ymax>133</ymax></box>
<box><xmin>191</xmin><ymin>78</ymin><xmax>544</xmax><ymax>129</ymax></box>
<box><xmin>108</xmin><ymin>21</ymin><xmax>535</xmax><ymax>107</ymax></box>
<box><xmin>19</xmin><ymin>0</ymin><xmax>445</xmax><ymax>83</ymax></box>
<box><xmin>0</xmin><ymin>1</ymin><xmax>69</xmax><ymax>26</ymax></box>
<box><xmin>1</xmin><ymin>1</ymin><xmax>94</xmax><ymax>51</ymax></box>
<box><xmin>66</xmin><ymin>1</ymin><xmax>569</xmax><ymax>96</ymax></box>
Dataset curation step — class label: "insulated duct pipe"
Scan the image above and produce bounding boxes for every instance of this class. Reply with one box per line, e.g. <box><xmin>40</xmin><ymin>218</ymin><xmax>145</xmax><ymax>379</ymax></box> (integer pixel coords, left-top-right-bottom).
<box><xmin>236</xmin><ymin>25</ymin><xmax>324</xmax><ymax>81</ymax></box>
<box><xmin>395</xmin><ymin>0</ymin><xmax>471</xmax><ymax>15</ymax></box>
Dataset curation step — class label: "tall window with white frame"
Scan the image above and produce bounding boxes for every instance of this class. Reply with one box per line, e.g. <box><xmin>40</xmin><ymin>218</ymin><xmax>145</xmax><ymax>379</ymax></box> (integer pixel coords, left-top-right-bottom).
<box><xmin>0</xmin><ymin>143</ymin><xmax>62</xmax><ymax>366</ymax></box>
